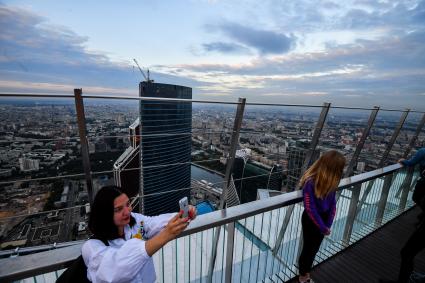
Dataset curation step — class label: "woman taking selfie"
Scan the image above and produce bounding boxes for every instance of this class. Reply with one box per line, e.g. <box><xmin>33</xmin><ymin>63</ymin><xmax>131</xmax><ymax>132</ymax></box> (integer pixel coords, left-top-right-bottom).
<box><xmin>297</xmin><ymin>150</ymin><xmax>346</xmax><ymax>283</ymax></box>
<box><xmin>82</xmin><ymin>186</ymin><xmax>196</xmax><ymax>283</ymax></box>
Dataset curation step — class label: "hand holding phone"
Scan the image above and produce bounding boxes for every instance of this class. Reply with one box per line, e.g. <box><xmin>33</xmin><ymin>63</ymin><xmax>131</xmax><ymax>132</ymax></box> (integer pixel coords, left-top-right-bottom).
<box><xmin>179</xmin><ymin>197</ymin><xmax>189</xmax><ymax>218</ymax></box>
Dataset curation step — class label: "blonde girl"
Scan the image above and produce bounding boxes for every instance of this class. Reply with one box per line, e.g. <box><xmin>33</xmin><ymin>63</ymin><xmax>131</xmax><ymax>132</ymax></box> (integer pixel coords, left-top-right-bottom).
<box><xmin>298</xmin><ymin>150</ymin><xmax>346</xmax><ymax>283</ymax></box>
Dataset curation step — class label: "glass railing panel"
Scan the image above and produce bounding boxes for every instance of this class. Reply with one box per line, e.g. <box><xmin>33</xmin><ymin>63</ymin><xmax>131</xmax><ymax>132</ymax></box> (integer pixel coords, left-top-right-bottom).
<box><xmin>270</xmin><ymin>204</ymin><xmax>303</xmax><ymax>281</ymax></box>
<box><xmin>328</xmin><ymin>188</ymin><xmax>352</xmax><ymax>245</ymax></box>
<box><xmin>349</xmin><ymin>179</ymin><xmax>384</xmax><ymax>241</ymax></box>
<box><xmin>236</xmin><ymin>213</ymin><xmax>259</xmax><ymax>283</ymax></box>
<box><xmin>3</xmin><ymin>164</ymin><xmax>417</xmax><ymax>283</ymax></box>
<box><xmin>155</xmin><ymin>226</ymin><xmax>228</xmax><ymax>283</ymax></box>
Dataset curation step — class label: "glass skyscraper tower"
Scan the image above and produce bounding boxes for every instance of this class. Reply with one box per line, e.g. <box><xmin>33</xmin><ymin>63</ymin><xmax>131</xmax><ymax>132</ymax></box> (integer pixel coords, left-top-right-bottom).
<box><xmin>139</xmin><ymin>82</ymin><xmax>192</xmax><ymax>215</ymax></box>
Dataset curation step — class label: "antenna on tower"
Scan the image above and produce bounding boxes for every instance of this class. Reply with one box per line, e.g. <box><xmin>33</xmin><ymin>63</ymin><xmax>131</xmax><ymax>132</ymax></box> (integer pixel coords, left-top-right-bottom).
<box><xmin>133</xmin><ymin>59</ymin><xmax>153</xmax><ymax>83</ymax></box>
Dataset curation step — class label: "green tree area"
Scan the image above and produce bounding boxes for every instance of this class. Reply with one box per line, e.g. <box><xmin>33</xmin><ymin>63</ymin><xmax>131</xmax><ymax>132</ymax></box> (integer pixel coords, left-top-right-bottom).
<box><xmin>192</xmin><ymin>151</ymin><xmax>225</xmax><ymax>175</ymax></box>
<box><xmin>43</xmin><ymin>180</ymin><xmax>64</xmax><ymax>211</ymax></box>
<box><xmin>60</xmin><ymin>151</ymin><xmax>122</xmax><ymax>174</ymax></box>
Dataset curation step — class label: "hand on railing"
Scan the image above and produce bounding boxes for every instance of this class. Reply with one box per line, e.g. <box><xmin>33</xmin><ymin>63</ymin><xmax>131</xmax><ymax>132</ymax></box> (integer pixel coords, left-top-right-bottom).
<box><xmin>145</xmin><ymin>211</ymin><xmax>189</xmax><ymax>256</ymax></box>
<box><xmin>324</xmin><ymin>228</ymin><xmax>331</xmax><ymax>236</ymax></box>
<box><xmin>164</xmin><ymin>211</ymin><xmax>190</xmax><ymax>240</ymax></box>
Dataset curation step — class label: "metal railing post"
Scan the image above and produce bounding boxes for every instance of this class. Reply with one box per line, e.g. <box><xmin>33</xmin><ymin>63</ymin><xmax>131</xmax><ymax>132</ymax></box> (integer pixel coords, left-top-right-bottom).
<box><xmin>272</xmin><ymin>205</ymin><xmax>294</xmax><ymax>255</ymax></box>
<box><xmin>355</xmin><ymin>109</ymin><xmax>409</xmax><ymax>215</ymax></box>
<box><xmin>273</xmin><ymin>103</ymin><xmax>330</xmax><ymax>255</ymax></box>
<box><xmin>380</xmin><ymin>109</ymin><xmax>410</xmax><ymax>166</ymax></box>
<box><xmin>219</xmin><ymin>97</ymin><xmax>246</xmax><ymax>209</ymax></box>
<box><xmin>301</xmin><ymin>102</ymin><xmax>331</xmax><ymax>173</ymax></box>
<box><xmin>208</xmin><ymin>98</ymin><xmax>246</xmax><ymax>283</ymax></box>
<box><xmin>337</xmin><ymin>106</ymin><xmax>379</xmax><ymax>223</ymax></box>
<box><xmin>342</xmin><ymin>184</ymin><xmax>361</xmax><ymax>246</ymax></box>
<box><xmin>74</xmin><ymin>89</ymin><xmax>94</xmax><ymax>205</ymax></box>
<box><xmin>395</xmin><ymin>113</ymin><xmax>425</xmax><ymax>200</ymax></box>
<box><xmin>345</xmin><ymin>106</ymin><xmax>380</xmax><ymax>178</ymax></box>
<box><xmin>402</xmin><ymin>113</ymin><xmax>425</xmax><ymax>158</ymax></box>
<box><xmin>374</xmin><ymin>173</ymin><xmax>394</xmax><ymax>227</ymax></box>
<box><xmin>398</xmin><ymin>167</ymin><xmax>414</xmax><ymax>210</ymax></box>
<box><xmin>224</xmin><ymin>222</ymin><xmax>236</xmax><ymax>283</ymax></box>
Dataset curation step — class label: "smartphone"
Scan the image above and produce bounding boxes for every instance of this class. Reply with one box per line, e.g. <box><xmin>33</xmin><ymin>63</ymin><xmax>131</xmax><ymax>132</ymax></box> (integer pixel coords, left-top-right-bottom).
<box><xmin>179</xmin><ymin>197</ymin><xmax>189</xmax><ymax>218</ymax></box>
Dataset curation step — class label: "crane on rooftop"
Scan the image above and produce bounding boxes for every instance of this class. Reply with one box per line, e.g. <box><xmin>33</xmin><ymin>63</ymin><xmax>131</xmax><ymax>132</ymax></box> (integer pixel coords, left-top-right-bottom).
<box><xmin>133</xmin><ymin>58</ymin><xmax>154</xmax><ymax>83</ymax></box>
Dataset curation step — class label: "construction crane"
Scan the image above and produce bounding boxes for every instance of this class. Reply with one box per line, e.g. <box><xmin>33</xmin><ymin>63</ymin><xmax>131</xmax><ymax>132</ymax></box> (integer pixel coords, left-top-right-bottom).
<box><xmin>133</xmin><ymin>58</ymin><xmax>154</xmax><ymax>83</ymax></box>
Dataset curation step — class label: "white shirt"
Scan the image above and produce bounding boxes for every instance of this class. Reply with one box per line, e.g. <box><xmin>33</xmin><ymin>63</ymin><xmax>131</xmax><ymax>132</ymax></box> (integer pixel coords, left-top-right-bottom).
<box><xmin>82</xmin><ymin>212</ymin><xmax>175</xmax><ymax>283</ymax></box>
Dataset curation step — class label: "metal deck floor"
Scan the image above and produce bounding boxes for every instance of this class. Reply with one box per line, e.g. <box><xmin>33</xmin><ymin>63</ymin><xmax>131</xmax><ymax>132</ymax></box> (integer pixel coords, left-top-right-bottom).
<box><xmin>287</xmin><ymin>207</ymin><xmax>425</xmax><ymax>283</ymax></box>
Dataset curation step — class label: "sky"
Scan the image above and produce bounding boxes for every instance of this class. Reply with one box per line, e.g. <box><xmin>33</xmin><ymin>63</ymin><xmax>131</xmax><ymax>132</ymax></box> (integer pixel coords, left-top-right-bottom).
<box><xmin>0</xmin><ymin>0</ymin><xmax>424</xmax><ymax>110</ymax></box>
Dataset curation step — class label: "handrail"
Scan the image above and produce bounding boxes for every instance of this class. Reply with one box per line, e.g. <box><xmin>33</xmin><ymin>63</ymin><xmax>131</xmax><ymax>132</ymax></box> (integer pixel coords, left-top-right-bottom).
<box><xmin>0</xmin><ymin>244</ymin><xmax>81</xmax><ymax>282</ymax></box>
<box><xmin>179</xmin><ymin>163</ymin><xmax>402</xmax><ymax>236</ymax></box>
<box><xmin>0</xmin><ymin>163</ymin><xmax>403</xmax><ymax>282</ymax></box>
<box><xmin>0</xmin><ymin>240</ymin><xmax>85</xmax><ymax>258</ymax></box>
<box><xmin>1</xmin><ymin>93</ymin><xmax>424</xmax><ymax>112</ymax></box>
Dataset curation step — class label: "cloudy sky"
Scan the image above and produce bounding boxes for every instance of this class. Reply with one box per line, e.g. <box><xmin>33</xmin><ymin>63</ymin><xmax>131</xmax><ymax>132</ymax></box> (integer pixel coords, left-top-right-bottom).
<box><xmin>0</xmin><ymin>0</ymin><xmax>424</xmax><ymax>109</ymax></box>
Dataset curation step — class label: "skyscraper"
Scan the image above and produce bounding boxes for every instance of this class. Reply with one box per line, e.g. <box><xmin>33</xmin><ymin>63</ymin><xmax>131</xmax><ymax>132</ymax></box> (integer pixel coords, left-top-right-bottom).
<box><xmin>139</xmin><ymin>82</ymin><xmax>192</xmax><ymax>215</ymax></box>
<box><xmin>286</xmin><ymin>140</ymin><xmax>320</xmax><ymax>191</ymax></box>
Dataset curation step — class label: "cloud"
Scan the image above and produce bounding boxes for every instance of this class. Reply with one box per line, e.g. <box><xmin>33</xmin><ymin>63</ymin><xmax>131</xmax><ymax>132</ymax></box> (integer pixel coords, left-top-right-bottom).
<box><xmin>205</xmin><ymin>21</ymin><xmax>296</xmax><ymax>54</ymax></box>
<box><xmin>202</xmin><ymin>42</ymin><xmax>251</xmax><ymax>54</ymax></box>
<box><xmin>341</xmin><ymin>0</ymin><xmax>425</xmax><ymax>29</ymax></box>
<box><xmin>1</xmin><ymin>2</ymin><xmax>424</xmax><ymax>110</ymax></box>
<box><xmin>156</xmin><ymin>26</ymin><xmax>425</xmax><ymax>109</ymax></box>
<box><xmin>0</xmin><ymin>4</ymin><xmax>199</xmax><ymax>92</ymax></box>
<box><xmin>0</xmin><ymin>80</ymin><xmax>136</xmax><ymax>96</ymax></box>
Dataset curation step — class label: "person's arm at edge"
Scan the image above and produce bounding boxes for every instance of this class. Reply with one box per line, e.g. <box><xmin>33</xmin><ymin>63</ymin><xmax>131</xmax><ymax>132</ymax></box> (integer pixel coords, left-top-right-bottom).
<box><xmin>139</xmin><ymin>206</ymin><xmax>197</xmax><ymax>239</ymax></box>
<box><xmin>399</xmin><ymin>148</ymin><xmax>425</xmax><ymax>167</ymax></box>
<box><xmin>145</xmin><ymin>211</ymin><xmax>188</xmax><ymax>256</ymax></box>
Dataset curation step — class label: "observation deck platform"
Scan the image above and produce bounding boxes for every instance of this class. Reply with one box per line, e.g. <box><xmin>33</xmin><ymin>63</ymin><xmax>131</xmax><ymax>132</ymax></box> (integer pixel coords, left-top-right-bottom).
<box><xmin>288</xmin><ymin>206</ymin><xmax>425</xmax><ymax>283</ymax></box>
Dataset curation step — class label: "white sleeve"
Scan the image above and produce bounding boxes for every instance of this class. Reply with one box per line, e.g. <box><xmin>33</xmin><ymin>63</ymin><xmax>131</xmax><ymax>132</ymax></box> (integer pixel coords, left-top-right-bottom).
<box><xmin>82</xmin><ymin>239</ymin><xmax>151</xmax><ymax>283</ymax></box>
<box><xmin>132</xmin><ymin>212</ymin><xmax>176</xmax><ymax>239</ymax></box>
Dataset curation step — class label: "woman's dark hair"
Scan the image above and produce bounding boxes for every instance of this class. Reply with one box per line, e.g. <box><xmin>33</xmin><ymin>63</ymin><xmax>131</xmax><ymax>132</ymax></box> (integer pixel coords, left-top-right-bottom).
<box><xmin>88</xmin><ymin>185</ymin><xmax>135</xmax><ymax>240</ymax></box>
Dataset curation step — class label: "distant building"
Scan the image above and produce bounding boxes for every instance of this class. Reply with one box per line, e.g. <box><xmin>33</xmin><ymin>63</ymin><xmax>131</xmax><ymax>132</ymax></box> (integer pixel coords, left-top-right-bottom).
<box><xmin>267</xmin><ymin>164</ymin><xmax>283</xmax><ymax>191</ymax></box>
<box><xmin>356</xmin><ymin>161</ymin><xmax>366</xmax><ymax>173</ymax></box>
<box><xmin>113</xmin><ymin>118</ymin><xmax>140</xmax><ymax>199</ymax></box>
<box><xmin>286</xmin><ymin>140</ymin><xmax>320</xmax><ymax>191</ymax></box>
<box><xmin>232</xmin><ymin>148</ymin><xmax>251</xmax><ymax>200</ymax></box>
<box><xmin>114</xmin><ymin>83</ymin><xmax>192</xmax><ymax>215</ymax></box>
<box><xmin>94</xmin><ymin>142</ymin><xmax>107</xmax><ymax>153</ymax></box>
<box><xmin>257</xmin><ymin>188</ymin><xmax>283</xmax><ymax>200</ymax></box>
<box><xmin>139</xmin><ymin>82</ymin><xmax>192</xmax><ymax>215</ymax></box>
<box><xmin>113</xmin><ymin>145</ymin><xmax>140</xmax><ymax>199</ymax></box>
<box><xmin>18</xmin><ymin>157</ymin><xmax>39</xmax><ymax>172</ymax></box>
<box><xmin>88</xmin><ymin>141</ymin><xmax>96</xmax><ymax>154</ymax></box>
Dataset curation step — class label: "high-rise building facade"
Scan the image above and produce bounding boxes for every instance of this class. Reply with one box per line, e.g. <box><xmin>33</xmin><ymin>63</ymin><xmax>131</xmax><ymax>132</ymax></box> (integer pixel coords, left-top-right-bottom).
<box><xmin>286</xmin><ymin>140</ymin><xmax>320</xmax><ymax>191</ymax></box>
<box><xmin>139</xmin><ymin>82</ymin><xmax>192</xmax><ymax>215</ymax></box>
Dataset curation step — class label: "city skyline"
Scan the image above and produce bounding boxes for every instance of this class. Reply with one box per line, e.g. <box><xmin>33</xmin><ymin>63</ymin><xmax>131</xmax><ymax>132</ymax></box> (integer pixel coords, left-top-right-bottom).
<box><xmin>0</xmin><ymin>98</ymin><xmax>422</xmax><ymax>250</ymax></box>
<box><xmin>0</xmin><ymin>1</ymin><xmax>425</xmax><ymax>110</ymax></box>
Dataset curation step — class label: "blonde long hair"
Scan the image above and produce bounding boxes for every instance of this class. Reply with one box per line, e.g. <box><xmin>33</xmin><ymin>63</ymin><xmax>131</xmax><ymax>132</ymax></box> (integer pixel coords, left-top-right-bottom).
<box><xmin>299</xmin><ymin>150</ymin><xmax>346</xmax><ymax>199</ymax></box>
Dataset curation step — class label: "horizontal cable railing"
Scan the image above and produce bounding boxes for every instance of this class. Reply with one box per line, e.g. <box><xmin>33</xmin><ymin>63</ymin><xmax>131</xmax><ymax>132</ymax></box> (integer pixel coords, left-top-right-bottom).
<box><xmin>1</xmin><ymin>92</ymin><xmax>424</xmax><ymax>112</ymax></box>
<box><xmin>0</xmin><ymin>168</ymin><xmax>292</xmax><ymax>223</ymax></box>
<box><xmin>0</xmin><ymin>163</ymin><xmax>418</xmax><ymax>282</ymax></box>
<box><xmin>1</xmin><ymin>91</ymin><xmax>424</xmax><ymax>282</ymax></box>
